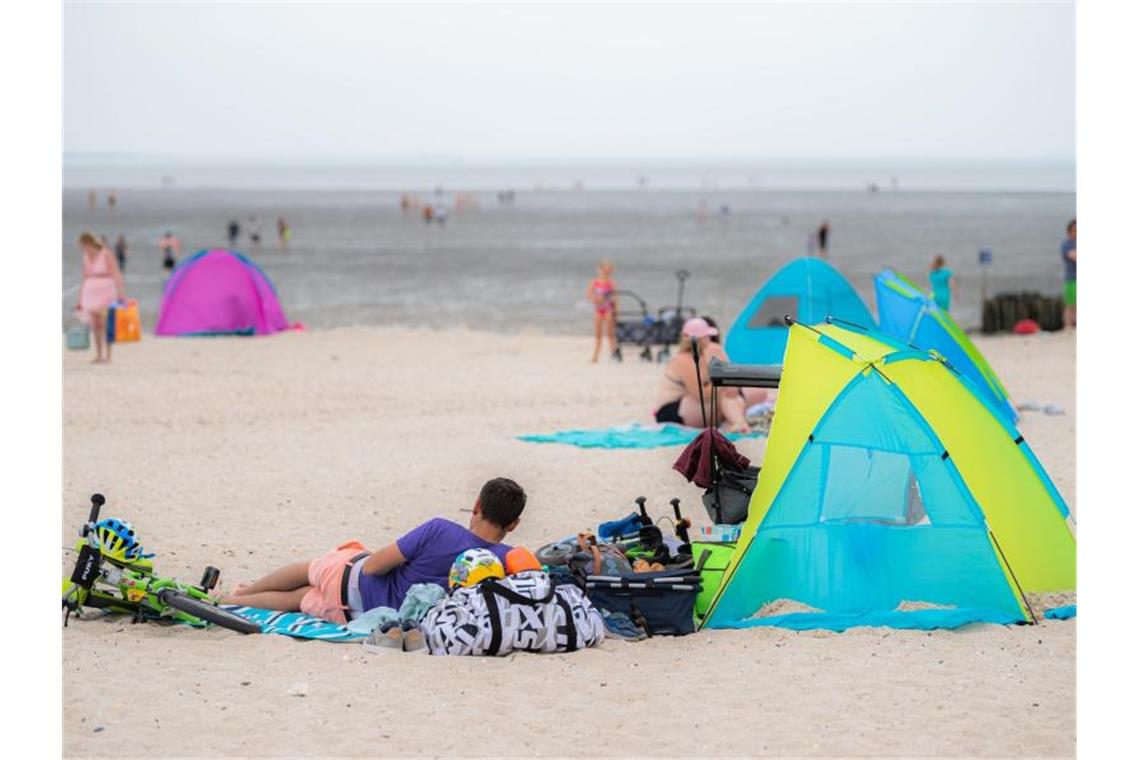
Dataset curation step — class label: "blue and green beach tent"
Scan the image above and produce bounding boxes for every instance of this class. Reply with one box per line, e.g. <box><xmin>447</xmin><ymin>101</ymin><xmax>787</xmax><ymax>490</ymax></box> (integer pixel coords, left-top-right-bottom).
<box><xmin>725</xmin><ymin>258</ymin><xmax>873</xmax><ymax>365</ymax></box>
<box><xmin>875</xmin><ymin>267</ymin><xmax>1017</xmax><ymax>423</ymax></box>
<box><xmin>702</xmin><ymin>321</ymin><xmax>1075</xmax><ymax>632</ymax></box>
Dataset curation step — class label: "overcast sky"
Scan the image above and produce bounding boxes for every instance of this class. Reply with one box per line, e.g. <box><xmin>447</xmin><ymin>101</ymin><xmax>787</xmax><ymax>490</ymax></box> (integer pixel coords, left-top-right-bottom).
<box><xmin>64</xmin><ymin>1</ymin><xmax>1075</xmax><ymax>162</ymax></box>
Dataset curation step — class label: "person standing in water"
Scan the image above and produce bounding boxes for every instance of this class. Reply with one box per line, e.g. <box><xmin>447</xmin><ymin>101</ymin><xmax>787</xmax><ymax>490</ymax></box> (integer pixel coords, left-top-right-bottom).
<box><xmin>159</xmin><ymin>230</ymin><xmax>181</xmax><ymax>274</ymax></box>
<box><xmin>248</xmin><ymin>216</ymin><xmax>263</xmax><ymax>248</ymax></box>
<box><xmin>113</xmin><ymin>234</ymin><xmax>128</xmax><ymax>273</ymax></box>
<box><xmin>75</xmin><ymin>232</ymin><xmax>126</xmax><ymax>364</ymax></box>
<box><xmin>586</xmin><ymin>260</ymin><xmax>619</xmax><ymax>363</ymax></box>
<box><xmin>1061</xmin><ymin>219</ymin><xmax>1076</xmax><ymax>328</ymax></box>
<box><xmin>929</xmin><ymin>255</ymin><xmax>955</xmax><ymax>312</ymax></box>
<box><xmin>817</xmin><ymin>221</ymin><xmax>830</xmax><ymax>257</ymax></box>
<box><xmin>107</xmin><ymin>189</ymin><xmax>117</xmax><ymax>214</ymax></box>
<box><xmin>227</xmin><ymin>219</ymin><xmax>241</xmax><ymax>247</ymax></box>
<box><xmin>277</xmin><ymin>217</ymin><xmax>292</xmax><ymax>248</ymax></box>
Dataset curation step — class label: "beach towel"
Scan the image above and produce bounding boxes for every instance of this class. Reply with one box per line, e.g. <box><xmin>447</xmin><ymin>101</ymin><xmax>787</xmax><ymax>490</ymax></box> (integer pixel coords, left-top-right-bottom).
<box><xmin>1044</xmin><ymin>604</ymin><xmax>1076</xmax><ymax>620</ymax></box>
<box><xmin>517</xmin><ymin>423</ymin><xmax>762</xmax><ymax>450</ymax></box>
<box><xmin>220</xmin><ymin>605</ymin><xmax>366</xmax><ymax>642</ymax></box>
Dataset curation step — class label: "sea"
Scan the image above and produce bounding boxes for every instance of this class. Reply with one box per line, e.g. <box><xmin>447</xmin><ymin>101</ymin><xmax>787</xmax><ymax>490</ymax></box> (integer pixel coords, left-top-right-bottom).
<box><xmin>62</xmin><ymin>160</ymin><xmax>1075</xmax><ymax>334</ymax></box>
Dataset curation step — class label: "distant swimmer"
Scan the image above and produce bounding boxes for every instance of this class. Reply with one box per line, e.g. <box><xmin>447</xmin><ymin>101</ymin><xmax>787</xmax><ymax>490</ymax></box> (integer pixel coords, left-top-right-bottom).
<box><xmin>227</xmin><ymin>219</ymin><xmax>241</xmax><ymax>246</ymax></box>
<box><xmin>113</xmin><ymin>233</ymin><xmax>128</xmax><ymax>273</ymax></box>
<box><xmin>87</xmin><ymin>189</ymin><xmax>97</xmax><ymax>211</ymax></box>
<box><xmin>817</xmin><ymin>221</ymin><xmax>830</xmax><ymax>257</ymax></box>
<box><xmin>277</xmin><ymin>216</ymin><xmax>292</xmax><ymax>247</ymax></box>
<box><xmin>929</xmin><ymin>255</ymin><xmax>955</xmax><ymax>312</ymax></box>
<box><xmin>107</xmin><ymin>189</ymin><xmax>117</xmax><ymax>213</ymax></box>
<box><xmin>422</xmin><ymin>204</ymin><xmax>435</xmax><ymax>223</ymax></box>
<box><xmin>159</xmin><ymin>230</ymin><xmax>181</xmax><ymax>273</ymax></box>
<box><xmin>248</xmin><ymin>215</ymin><xmax>262</xmax><ymax>246</ymax></box>
<box><xmin>434</xmin><ymin>204</ymin><xmax>447</xmax><ymax>224</ymax></box>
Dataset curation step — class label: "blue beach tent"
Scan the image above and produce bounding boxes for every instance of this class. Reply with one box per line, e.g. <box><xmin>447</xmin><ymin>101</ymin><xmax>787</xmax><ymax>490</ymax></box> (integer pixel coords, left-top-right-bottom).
<box><xmin>725</xmin><ymin>258</ymin><xmax>874</xmax><ymax>365</ymax></box>
<box><xmin>874</xmin><ymin>268</ymin><xmax>1017</xmax><ymax>423</ymax></box>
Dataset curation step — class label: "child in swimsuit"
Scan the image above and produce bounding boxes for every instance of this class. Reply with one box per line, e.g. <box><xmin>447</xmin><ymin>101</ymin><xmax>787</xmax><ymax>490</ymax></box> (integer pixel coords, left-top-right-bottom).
<box><xmin>587</xmin><ymin>260</ymin><xmax>618</xmax><ymax>363</ymax></box>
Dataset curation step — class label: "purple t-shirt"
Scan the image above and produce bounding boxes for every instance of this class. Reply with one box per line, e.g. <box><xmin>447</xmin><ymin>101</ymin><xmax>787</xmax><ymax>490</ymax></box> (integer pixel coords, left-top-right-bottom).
<box><xmin>357</xmin><ymin>517</ymin><xmax>511</xmax><ymax>612</ymax></box>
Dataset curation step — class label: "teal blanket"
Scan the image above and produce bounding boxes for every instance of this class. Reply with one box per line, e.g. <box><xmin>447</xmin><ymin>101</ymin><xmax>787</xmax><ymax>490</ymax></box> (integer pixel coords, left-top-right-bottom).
<box><xmin>518</xmin><ymin>423</ymin><xmax>763</xmax><ymax>450</ymax></box>
<box><xmin>220</xmin><ymin>605</ymin><xmax>365</xmax><ymax>642</ymax></box>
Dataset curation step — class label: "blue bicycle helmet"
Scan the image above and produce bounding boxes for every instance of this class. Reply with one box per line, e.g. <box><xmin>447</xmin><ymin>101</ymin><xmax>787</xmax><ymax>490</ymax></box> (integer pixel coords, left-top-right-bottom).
<box><xmin>94</xmin><ymin>518</ymin><xmax>147</xmax><ymax>561</ymax></box>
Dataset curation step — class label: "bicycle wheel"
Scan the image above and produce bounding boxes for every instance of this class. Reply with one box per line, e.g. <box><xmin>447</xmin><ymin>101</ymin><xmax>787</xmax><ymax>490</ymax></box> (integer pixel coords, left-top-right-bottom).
<box><xmin>157</xmin><ymin>590</ymin><xmax>261</xmax><ymax>634</ymax></box>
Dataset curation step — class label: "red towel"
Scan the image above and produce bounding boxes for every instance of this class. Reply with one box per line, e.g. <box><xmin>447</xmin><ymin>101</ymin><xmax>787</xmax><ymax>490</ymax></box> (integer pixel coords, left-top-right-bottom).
<box><xmin>673</xmin><ymin>428</ymin><xmax>751</xmax><ymax>489</ymax></box>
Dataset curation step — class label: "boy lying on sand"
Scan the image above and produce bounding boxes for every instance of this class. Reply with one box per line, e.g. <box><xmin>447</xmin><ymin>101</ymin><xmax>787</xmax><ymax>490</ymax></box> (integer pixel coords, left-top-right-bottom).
<box><xmin>221</xmin><ymin>478</ymin><xmax>526</xmax><ymax>624</ymax></box>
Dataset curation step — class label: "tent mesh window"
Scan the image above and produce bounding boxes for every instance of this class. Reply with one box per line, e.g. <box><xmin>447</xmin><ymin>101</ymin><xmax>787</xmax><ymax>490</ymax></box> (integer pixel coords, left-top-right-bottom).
<box><xmin>748</xmin><ymin>295</ymin><xmax>798</xmax><ymax>329</ymax></box>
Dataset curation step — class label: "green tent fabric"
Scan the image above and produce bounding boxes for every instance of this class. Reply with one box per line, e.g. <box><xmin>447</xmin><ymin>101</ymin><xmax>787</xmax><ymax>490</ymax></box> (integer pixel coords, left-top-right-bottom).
<box><xmin>701</xmin><ymin>321</ymin><xmax>1075</xmax><ymax>632</ymax></box>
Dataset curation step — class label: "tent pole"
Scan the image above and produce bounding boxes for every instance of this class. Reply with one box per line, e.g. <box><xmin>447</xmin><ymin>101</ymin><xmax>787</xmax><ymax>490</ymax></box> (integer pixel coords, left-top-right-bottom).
<box><xmin>989</xmin><ymin>530</ymin><xmax>1039</xmax><ymax>625</ymax></box>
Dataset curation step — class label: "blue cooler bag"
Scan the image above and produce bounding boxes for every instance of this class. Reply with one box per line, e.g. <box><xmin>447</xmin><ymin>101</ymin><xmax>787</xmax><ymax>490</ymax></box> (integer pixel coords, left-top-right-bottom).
<box><xmin>585</xmin><ymin>567</ymin><xmax>701</xmax><ymax>636</ymax></box>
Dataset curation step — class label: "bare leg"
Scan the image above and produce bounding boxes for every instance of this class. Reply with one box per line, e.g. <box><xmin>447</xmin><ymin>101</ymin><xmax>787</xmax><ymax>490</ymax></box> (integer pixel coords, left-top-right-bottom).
<box><xmin>605</xmin><ymin>312</ymin><xmax>617</xmax><ymax>354</ymax></box>
<box><xmin>221</xmin><ymin>586</ymin><xmax>309</xmax><ymax>611</ymax></box>
<box><xmin>591</xmin><ymin>312</ymin><xmax>603</xmax><ymax>362</ymax></box>
<box><xmin>230</xmin><ymin>559</ymin><xmax>311</xmax><ymax>597</ymax></box>
<box><xmin>716</xmin><ymin>394</ymin><xmax>751</xmax><ymax>434</ymax></box>
<box><xmin>91</xmin><ymin>314</ymin><xmax>106</xmax><ymax>363</ymax></box>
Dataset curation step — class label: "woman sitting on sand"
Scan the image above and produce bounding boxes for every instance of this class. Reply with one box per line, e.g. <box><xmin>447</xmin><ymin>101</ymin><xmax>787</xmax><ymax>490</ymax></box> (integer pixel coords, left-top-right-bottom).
<box><xmin>652</xmin><ymin>318</ymin><xmax>770</xmax><ymax>433</ymax></box>
<box><xmin>74</xmin><ymin>231</ymin><xmax>126</xmax><ymax>364</ymax></box>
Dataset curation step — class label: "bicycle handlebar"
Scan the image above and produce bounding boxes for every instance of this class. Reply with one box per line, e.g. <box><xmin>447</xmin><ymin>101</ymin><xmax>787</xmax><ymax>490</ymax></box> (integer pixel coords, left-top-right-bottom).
<box><xmin>83</xmin><ymin>494</ymin><xmax>105</xmax><ymax>537</ymax></box>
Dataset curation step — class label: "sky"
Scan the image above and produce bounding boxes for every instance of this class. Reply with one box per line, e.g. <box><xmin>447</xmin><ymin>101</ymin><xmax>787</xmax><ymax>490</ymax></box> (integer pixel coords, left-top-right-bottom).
<box><xmin>64</xmin><ymin>1</ymin><xmax>1075</xmax><ymax>163</ymax></box>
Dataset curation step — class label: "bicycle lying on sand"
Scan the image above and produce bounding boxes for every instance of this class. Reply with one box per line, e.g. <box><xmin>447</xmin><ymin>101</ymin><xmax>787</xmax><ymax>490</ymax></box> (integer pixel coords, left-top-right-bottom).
<box><xmin>62</xmin><ymin>493</ymin><xmax>260</xmax><ymax>634</ymax></box>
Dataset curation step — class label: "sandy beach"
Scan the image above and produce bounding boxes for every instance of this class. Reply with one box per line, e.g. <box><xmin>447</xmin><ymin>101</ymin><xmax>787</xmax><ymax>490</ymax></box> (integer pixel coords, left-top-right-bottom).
<box><xmin>62</xmin><ymin>327</ymin><xmax>1075</xmax><ymax>758</ymax></box>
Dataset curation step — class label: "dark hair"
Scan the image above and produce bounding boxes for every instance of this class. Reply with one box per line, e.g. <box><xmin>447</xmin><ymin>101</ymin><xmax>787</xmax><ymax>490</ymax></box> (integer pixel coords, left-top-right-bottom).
<box><xmin>478</xmin><ymin>477</ymin><xmax>527</xmax><ymax>529</ymax></box>
<box><xmin>701</xmin><ymin>315</ymin><xmax>722</xmax><ymax>344</ymax></box>
<box><xmin>1067</xmin><ymin>219</ymin><xmax>1076</xmax><ymax>234</ymax></box>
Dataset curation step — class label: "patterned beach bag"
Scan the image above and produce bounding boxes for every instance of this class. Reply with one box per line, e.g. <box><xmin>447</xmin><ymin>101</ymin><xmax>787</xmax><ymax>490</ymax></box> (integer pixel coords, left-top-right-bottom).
<box><xmin>422</xmin><ymin>570</ymin><xmax>605</xmax><ymax>656</ymax></box>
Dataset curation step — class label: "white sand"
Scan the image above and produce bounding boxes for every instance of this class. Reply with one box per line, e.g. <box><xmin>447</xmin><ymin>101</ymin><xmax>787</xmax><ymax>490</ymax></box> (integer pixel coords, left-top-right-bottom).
<box><xmin>63</xmin><ymin>328</ymin><xmax>1075</xmax><ymax>758</ymax></box>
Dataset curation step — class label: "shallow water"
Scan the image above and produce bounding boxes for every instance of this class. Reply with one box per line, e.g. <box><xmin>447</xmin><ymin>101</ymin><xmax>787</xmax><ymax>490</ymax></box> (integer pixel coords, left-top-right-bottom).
<box><xmin>62</xmin><ymin>179</ymin><xmax>1075</xmax><ymax>334</ymax></box>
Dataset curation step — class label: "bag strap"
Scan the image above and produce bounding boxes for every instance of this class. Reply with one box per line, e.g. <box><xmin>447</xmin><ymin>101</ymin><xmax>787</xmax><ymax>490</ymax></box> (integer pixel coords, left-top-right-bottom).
<box><xmin>481</xmin><ymin>584</ymin><xmax>505</xmax><ymax>655</ymax></box>
<box><xmin>555</xmin><ymin>591</ymin><xmax>579</xmax><ymax>652</ymax></box>
<box><xmin>482</xmin><ymin>579</ymin><xmax>555</xmax><ymax>606</ymax></box>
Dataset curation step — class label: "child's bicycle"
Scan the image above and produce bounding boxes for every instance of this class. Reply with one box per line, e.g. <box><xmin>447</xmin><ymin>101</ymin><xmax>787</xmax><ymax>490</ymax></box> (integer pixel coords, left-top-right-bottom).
<box><xmin>61</xmin><ymin>494</ymin><xmax>260</xmax><ymax>634</ymax></box>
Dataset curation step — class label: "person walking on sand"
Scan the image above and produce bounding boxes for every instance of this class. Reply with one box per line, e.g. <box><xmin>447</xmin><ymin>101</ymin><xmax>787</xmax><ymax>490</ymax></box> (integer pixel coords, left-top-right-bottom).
<box><xmin>1061</xmin><ymin>219</ymin><xmax>1076</xmax><ymax>328</ymax></box>
<box><xmin>586</xmin><ymin>260</ymin><xmax>619</xmax><ymax>362</ymax></box>
<box><xmin>74</xmin><ymin>231</ymin><xmax>126</xmax><ymax>364</ymax></box>
<box><xmin>929</xmin><ymin>255</ymin><xmax>956</xmax><ymax>312</ymax></box>
<box><xmin>159</xmin><ymin>230</ymin><xmax>180</xmax><ymax>274</ymax></box>
<box><xmin>113</xmin><ymin>234</ymin><xmax>128</xmax><ymax>273</ymax></box>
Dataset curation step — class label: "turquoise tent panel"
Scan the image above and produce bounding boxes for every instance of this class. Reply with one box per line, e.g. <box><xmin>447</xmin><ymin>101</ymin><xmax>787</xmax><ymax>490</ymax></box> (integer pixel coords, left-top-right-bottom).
<box><xmin>706</xmin><ymin>371</ymin><xmax>1024</xmax><ymax>627</ymax></box>
<box><xmin>726</xmin><ymin>258</ymin><xmax>873</xmax><ymax>365</ymax></box>
<box><xmin>874</xmin><ymin>269</ymin><xmax>1017</xmax><ymax>423</ymax></box>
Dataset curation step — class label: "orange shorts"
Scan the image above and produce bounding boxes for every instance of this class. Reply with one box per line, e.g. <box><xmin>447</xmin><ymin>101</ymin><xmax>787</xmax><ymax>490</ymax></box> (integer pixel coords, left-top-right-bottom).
<box><xmin>299</xmin><ymin>540</ymin><xmax>370</xmax><ymax>624</ymax></box>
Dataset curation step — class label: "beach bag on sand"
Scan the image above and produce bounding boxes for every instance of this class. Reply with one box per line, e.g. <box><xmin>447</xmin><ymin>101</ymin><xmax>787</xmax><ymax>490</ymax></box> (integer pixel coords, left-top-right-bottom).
<box><xmin>106</xmin><ymin>300</ymin><xmax>141</xmax><ymax>344</ymax></box>
<box><xmin>586</xmin><ymin>565</ymin><xmax>701</xmax><ymax>636</ymax></box>
<box><xmin>422</xmin><ymin>570</ymin><xmax>605</xmax><ymax>656</ymax></box>
<box><xmin>66</xmin><ymin>323</ymin><xmax>90</xmax><ymax>351</ymax></box>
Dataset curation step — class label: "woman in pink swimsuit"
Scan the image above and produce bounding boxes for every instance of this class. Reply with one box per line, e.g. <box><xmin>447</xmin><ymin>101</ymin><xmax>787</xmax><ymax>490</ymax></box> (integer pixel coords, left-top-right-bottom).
<box><xmin>75</xmin><ymin>231</ymin><xmax>125</xmax><ymax>364</ymax></box>
<box><xmin>586</xmin><ymin>260</ymin><xmax>619</xmax><ymax>363</ymax></box>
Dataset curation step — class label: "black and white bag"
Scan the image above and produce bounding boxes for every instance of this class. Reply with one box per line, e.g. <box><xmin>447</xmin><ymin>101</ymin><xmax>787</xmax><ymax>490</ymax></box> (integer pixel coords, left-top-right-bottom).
<box><xmin>422</xmin><ymin>570</ymin><xmax>606</xmax><ymax>656</ymax></box>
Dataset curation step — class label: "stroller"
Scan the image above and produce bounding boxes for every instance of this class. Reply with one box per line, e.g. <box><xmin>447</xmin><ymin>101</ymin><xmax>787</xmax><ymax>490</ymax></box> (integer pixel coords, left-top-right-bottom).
<box><xmin>613</xmin><ymin>270</ymin><xmax>698</xmax><ymax>362</ymax></box>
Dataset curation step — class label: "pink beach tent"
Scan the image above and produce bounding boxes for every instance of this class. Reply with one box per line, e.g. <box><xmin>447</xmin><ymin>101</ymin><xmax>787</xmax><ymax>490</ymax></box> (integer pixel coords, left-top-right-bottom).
<box><xmin>155</xmin><ymin>249</ymin><xmax>291</xmax><ymax>336</ymax></box>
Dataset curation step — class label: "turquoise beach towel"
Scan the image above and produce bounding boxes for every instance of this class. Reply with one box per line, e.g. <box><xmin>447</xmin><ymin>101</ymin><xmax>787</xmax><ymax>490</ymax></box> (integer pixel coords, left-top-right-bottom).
<box><xmin>518</xmin><ymin>423</ymin><xmax>763</xmax><ymax>450</ymax></box>
<box><xmin>220</xmin><ymin>605</ymin><xmax>365</xmax><ymax>642</ymax></box>
<box><xmin>1044</xmin><ymin>605</ymin><xmax>1076</xmax><ymax>620</ymax></box>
